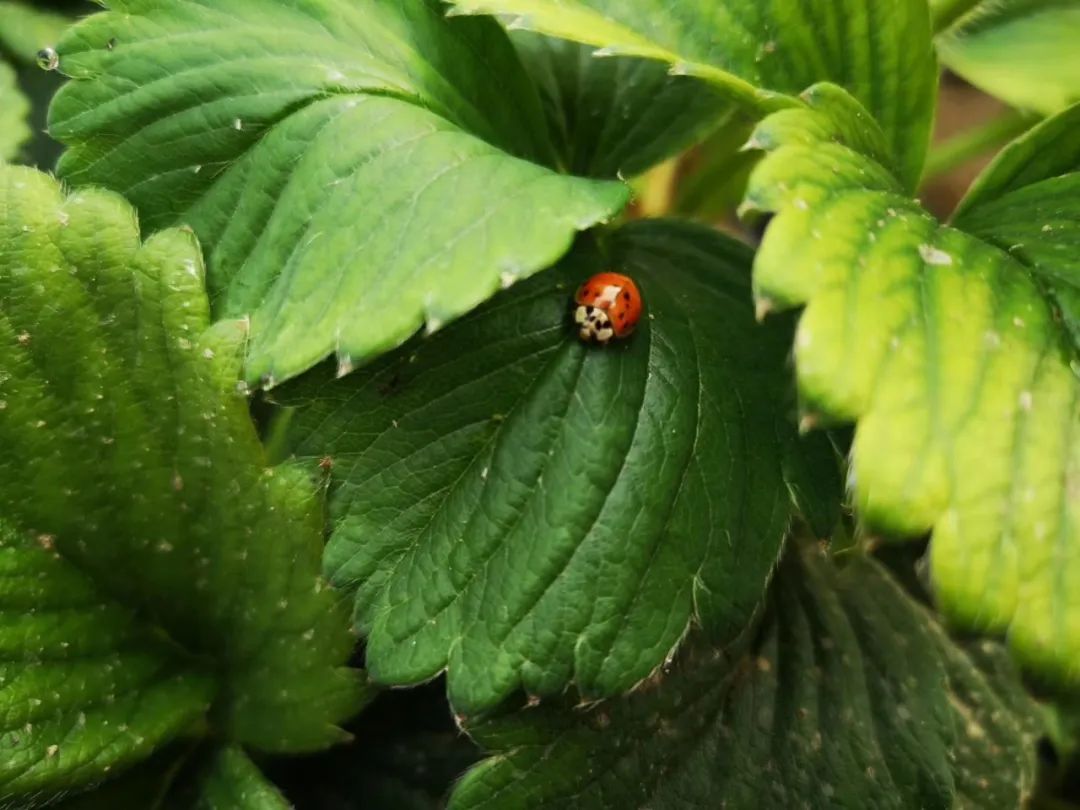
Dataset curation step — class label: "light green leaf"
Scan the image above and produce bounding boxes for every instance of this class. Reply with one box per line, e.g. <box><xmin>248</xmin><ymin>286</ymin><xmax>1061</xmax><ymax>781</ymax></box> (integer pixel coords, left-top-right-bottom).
<box><xmin>0</xmin><ymin>1</ymin><xmax>70</xmax><ymax>64</ymax></box>
<box><xmin>447</xmin><ymin>0</ymin><xmax>937</xmax><ymax>189</ymax></box>
<box><xmin>937</xmin><ymin>0</ymin><xmax>1080</xmax><ymax>114</ymax></box>
<box><xmin>449</xmin><ymin>548</ymin><xmax>1043</xmax><ymax>810</ymax></box>
<box><xmin>511</xmin><ymin>31</ymin><xmax>737</xmax><ymax>178</ymax></box>
<box><xmin>278</xmin><ymin>220</ymin><xmax>813</xmax><ymax>714</ymax></box>
<box><xmin>952</xmin><ymin>102</ymin><xmax>1080</xmax><ymax>348</ymax></box>
<box><xmin>0</xmin><ymin>60</ymin><xmax>30</xmax><ymax>160</ymax></box>
<box><xmin>48</xmin><ymin>0</ymin><xmax>627</xmax><ymax>386</ymax></box>
<box><xmin>742</xmin><ymin>83</ymin><xmax>1080</xmax><ymax>685</ymax></box>
<box><xmin>0</xmin><ymin>164</ymin><xmax>368</xmax><ymax>800</ymax></box>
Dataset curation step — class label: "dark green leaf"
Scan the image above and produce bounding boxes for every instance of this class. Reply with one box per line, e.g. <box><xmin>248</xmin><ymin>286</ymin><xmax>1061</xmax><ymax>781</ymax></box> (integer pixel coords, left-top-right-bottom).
<box><xmin>187</xmin><ymin>747</ymin><xmax>291</xmax><ymax>810</ymax></box>
<box><xmin>447</xmin><ymin>0</ymin><xmax>938</xmax><ymax>189</ymax></box>
<box><xmin>279</xmin><ymin>220</ymin><xmax>810</xmax><ymax>713</ymax></box>
<box><xmin>952</xmin><ymin>102</ymin><xmax>1080</xmax><ymax>348</ymax></box>
<box><xmin>0</xmin><ymin>165</ymin><xmax>368</xmax><ymax>800</ymax></box>
<box><xmin>48</xmin><ymin>0</ymin><xmax>627</xmax><ymax>385</ymax></box>
<box><xmin>450</xmin><ymin>548</ymin><xmax>1042</xmax><ymax>810</ymax></box>
<box><xmin>742</xmin><ymin>82</ymin><xmax>1080</xmax><ymax>686</ymax></box>
<box><xmin>511</xmin><ymin>31</ymin><xmax>737</xmax><ymax>178</ymax></box>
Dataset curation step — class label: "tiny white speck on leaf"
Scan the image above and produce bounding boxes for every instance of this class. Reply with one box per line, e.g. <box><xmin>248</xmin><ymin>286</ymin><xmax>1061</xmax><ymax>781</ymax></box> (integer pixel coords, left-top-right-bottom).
<box><xmin>918</xmin><ymin>244</ymin><xmax>953</xmax><ymax>266</ymax></box>
<box><xmin>1019</xmin><ymin>390</ymin><xmax>1033</xmax><ymax>411</ymax></box>
<box><xmin>233</xmin><ymin>118</ymin><xmax>243</xmax><ymax>131</ymax></box>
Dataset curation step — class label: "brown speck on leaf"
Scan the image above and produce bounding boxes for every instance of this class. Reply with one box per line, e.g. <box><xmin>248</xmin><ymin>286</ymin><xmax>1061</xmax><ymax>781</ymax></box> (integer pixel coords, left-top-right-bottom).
<box><xmin>16</xmin><ymin>332</ymin><xmax>30</xmax><ymax>346</ymax></box>
<box><xmin>37</xmin><ymin>534</ymin><xmax>55</xmax><ymax>551</ymax></box>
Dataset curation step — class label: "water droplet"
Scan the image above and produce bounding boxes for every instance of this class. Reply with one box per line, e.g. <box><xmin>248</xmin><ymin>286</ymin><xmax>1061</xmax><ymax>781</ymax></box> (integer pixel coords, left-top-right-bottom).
<box><xmin>36</xmin><ymin>48</ymin><xmax>59</xmax><ymax>71</ymax></box>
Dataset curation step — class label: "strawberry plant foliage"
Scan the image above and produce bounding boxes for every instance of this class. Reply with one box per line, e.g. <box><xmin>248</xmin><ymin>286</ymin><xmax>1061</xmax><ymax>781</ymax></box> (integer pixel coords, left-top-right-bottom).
<box><xmin>743</xmin><ymin>84</ymin><xmax>1080</xmax><ymax>685</ymax></box>
<box><xmin>446</xmin><ymin>0</ymin><xmax>937</xmax><ymax>189</ymax></box>
<box><xmin>278</xmin><ymin>220</ymin><xmax>838</xmax><ymax>713</ymax></box>
<box><xmin>936</xmin><ymin>0</ymin><xmax>1080</xmax><ymax>114</ymax></box>
<box><xmin>450</xmin><ymin>548</ymin><xmax>1043</xmax><ymax>810</ymax></box>
<box><xmin>8</xmin><ymin>0</ymin><xmax>1080</xmax><ymax>805</ymax></box>
<box><xmin>47</xmin><ymin>0</ymin><xmax>629</xmax><ymax>386</ymax></box>
<box><xmin>0</xmin><ymin>165</ymin><xmax>367</xmax><ymax>804</ymax></box>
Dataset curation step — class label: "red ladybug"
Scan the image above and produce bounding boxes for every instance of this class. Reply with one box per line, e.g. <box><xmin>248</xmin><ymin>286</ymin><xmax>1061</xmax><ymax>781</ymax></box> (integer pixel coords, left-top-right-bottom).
<box><xmin>573</xmin><ymin>272</ymin><xmax>643</xmax><ymax>344</ymax></box>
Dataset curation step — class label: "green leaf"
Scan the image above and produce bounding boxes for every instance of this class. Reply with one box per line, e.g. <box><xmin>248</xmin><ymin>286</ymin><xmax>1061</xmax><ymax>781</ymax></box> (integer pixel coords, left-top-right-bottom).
<box><xmin>449</xmin><ymin>548</ymin><xmax>1043</xmax><ymax>810</ymax></box>
<box><xmin>936</xmin><ymin>0</ymin><xmax>1080</xmax><ymax>115</ymax></box>
<box><xmin>952</xmin><ymin>102</ymin><xmax>1080</xmax><ymax>348</ymax></box>
<box><xmin>0</xmin><ymin>522</ymin><xmax>211</xmax><ymax>802</ymax></box>
<box><xmin>0</xmin><ymin>60</ymin><xmax>30</xmax><ymax>161</ymax></box>
<box><xmin>0</xmin><ymin>164</ymin><xmax>368</xmax><ymax>799</ymax></box>
<box><xmin>186</xmin><ymin>747</ymin><xmax>291</xmax><ymax>810</ymax></box>
<box><xmin>278</xmin><ymin>220</ymin><xmax>810</xmax><ymax>714</ymax></box>
<box><xmin>0</xmin><ymin>1</ymin><xmax>70</xmax><ymax>65</ymax></box>
<box><xmin>670</xmin><ymin>120</ymin><xmax>759</xmax><ymax>220</ymax></box>
<box><xmin>446</xmin><ymin>0</ymin><xmax>937</xmax><ymax>189</ymax></box>
<box><xmin>742</xmin><ymin>83</ymin><xmax>1080</xmax><ymax>685</ymax></box>
<box><xmin>511</xmin><ymin>31</ymin><xmax>737</xmax><ymax>178</ymax></box>
<box><xmin>47</xmin><ymin>0</ymin><xmax>627</xmax><ymax>386</ymax></box>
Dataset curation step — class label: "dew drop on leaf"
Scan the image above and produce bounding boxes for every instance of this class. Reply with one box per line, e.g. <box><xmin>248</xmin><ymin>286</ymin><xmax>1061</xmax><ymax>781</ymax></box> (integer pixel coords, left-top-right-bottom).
<box><xmin>36</xmin><ymin>48</ymin><xmax>59</xmax><ymax>71</ymax></box>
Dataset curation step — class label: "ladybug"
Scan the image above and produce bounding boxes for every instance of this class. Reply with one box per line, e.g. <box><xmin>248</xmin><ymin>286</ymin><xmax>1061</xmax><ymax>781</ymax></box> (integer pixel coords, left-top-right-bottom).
<box><xmin>573</xmin><ymin>272</ymin><xmax>643</xmax><ymax>344</ymax></box>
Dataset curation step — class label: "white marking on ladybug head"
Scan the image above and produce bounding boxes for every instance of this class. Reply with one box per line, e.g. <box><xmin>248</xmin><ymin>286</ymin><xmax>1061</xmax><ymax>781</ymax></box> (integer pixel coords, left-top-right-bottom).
<box><xmin>596</xmin><ymin>284</ymin><xmax>624</xmax><ymax>308</ymax></box>
<box><xmin>577</xmin><ymin>308</ymin><xmax>614</xmax><ymax>344</ymax></box>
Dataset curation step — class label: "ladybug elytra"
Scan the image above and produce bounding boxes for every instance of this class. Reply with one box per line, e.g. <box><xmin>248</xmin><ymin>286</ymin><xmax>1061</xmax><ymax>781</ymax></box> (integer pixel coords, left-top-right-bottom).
<box><xmin>573</xmin><ymin>272</ymin><xmax>643</xmax><ymax>344</ymax></box>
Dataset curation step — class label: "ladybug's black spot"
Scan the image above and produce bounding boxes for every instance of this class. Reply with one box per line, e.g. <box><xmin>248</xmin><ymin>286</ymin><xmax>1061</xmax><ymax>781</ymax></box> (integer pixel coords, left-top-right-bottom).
<box><xmin>622</xmin><ymin>292</ymin><xmax>631</xmax><ymax>301</ymax></box>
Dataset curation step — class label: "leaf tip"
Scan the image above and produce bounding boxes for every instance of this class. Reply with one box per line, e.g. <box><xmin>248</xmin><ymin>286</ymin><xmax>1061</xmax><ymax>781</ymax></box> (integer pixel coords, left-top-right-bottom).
<box><xmin>335</xmin><ymin>354</ymin><xmax>355</xmax><ymax>379</ymax></box>
<box><xmin>798</xmin><ymin>412</ymin><xmax>821</xmax><ymax>434</ymax></box>
<box><xmin>754</xmin><ymin>297</ymin><xmax>775</xmax><ymax>322</ymax></box>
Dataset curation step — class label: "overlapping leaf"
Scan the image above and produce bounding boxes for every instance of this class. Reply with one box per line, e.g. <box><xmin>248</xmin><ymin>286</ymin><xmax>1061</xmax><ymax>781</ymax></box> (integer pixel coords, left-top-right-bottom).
<box><xmin>187</xmin><ymin>747</ymin><xmax>292</xmax><ymax>810</ymax></box>
<box><xmin>0</xmin><ymin>165</ymin><xmax>367</xmax><ymax>801</ymax></box>
<box><xmin>952</xmin><ymin>102</ymin><xmax>1080</xmax><ymax>348</ymax></box>
<box><xmin>46</xmin><ymin>0</ymin><xmax>626</xmax><ymax>386</ymax></box>
<box><xmin>511</xmin><ymin>31</ymin><xmax>737</xmax><ymax>178</ymax></box>
<box><xmin>449</xmin><ymin>548</ymin><xmax>1042</xmax><ymax>809</ymax></box>
<box><xmin>742</xmin><ymin>82</ymin><xmax>1080</xmax><ymax>685</ymax></box>
<box><xmin>0</xmin><ymin>61</ymin><xmax>29</xmax><ymax>160</ymax></box>
<box><xmin>447</xmin><ymin>0</ymin><xmax>937</xmax><ymax>188</ymax></box>
<box><xmin>936</xmin><ymin>0</ymin><xmax>1080</xmax><ymax>114</ymax></box>
<box><xmin>279</xmin><ymin>220</ymin><xmax>831</xmax><ymax>714</ymax></box>
<box><xmin>0</xmin><ymin>522</ymin><xmax>212</xmax><ymax>801</ymax></box>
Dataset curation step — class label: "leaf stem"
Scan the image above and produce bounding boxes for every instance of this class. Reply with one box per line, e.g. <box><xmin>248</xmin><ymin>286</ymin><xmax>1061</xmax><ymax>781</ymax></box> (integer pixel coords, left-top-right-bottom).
<box><xmin>921</xmin><ymin>109</ymin><xmax>1036</xmax><ymax>183</ymax></box>
<box><xmin>262</xmin><ymin>405</ymin><xmax>297</xmax><ymax>466</ymax></box>
<box><xmin>634</xmin><ymin>157</ymin><xmax>680</xmax><ymax>218</ymax></box>
<box><xmin>930</xmin><ymin>0</ymin><xmax>982</xmax><ymax>34</ymax></box>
